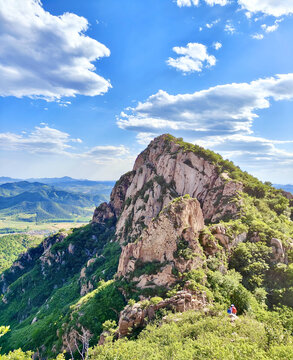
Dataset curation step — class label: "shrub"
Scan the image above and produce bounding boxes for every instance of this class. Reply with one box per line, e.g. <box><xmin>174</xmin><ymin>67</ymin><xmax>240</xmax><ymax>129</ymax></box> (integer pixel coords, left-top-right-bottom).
<box><xmin>150</xmin><ymin>297</ymin><xmax>163</xmax><ymax>305</ymax></box>
<box><xmin>128</xmin><ymin>299</ymin><xmax>136</xmax><ymax>307</ymax></box>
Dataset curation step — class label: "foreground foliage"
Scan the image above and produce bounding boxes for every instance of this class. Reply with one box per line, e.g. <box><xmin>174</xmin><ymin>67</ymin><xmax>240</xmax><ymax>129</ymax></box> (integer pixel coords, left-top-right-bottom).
<box><xmin>89</xmin><ymin>309</ymin><xmax>293</xmax><ymax>360</ymax></box>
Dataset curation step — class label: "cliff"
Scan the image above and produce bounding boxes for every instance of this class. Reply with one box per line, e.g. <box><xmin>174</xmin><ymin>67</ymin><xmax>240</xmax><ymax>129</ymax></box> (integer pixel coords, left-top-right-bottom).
<box><xmin>93</xmin><ymin>134</ymin><xmax>243</xmax><ymax>242</ymax></box>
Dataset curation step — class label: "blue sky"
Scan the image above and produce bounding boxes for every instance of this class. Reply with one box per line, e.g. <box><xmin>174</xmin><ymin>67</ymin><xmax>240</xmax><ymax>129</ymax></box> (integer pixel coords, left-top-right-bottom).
<box><xmin>0</xmin><ymin>0</ymin><xmax>293</xmax><ymax>182</ymax></box>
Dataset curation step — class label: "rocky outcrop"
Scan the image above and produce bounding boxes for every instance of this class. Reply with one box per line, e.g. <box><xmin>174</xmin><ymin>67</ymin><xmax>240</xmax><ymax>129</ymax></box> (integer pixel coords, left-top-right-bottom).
<box><xmin>92</xmin><ymin>202</ymin><xmax>115</xmax><ymax>224</ymax></box>
<box><xmin>92</xmin><ymin>171</ymin><xmax>136</xmax><ymax>224</ymax></box>
<box><xmin>200</xmin><ymin>225</ymin><xmax>247</xmax><ymax>256</ymax></box>
<box><xmin>93</xmin><ymin>135</ymin><xmax>243</xmax><ymax>245</ymax></box>
<box><xmin>117</xmin><ymin>197</ymin><xmax>205</xmax><ymax>288</ymax></box>
<box><xmin>117</xmin><ymin>290</ymin><xmax>207</xmax><ymax>338</ymax></box>
<box><xmin>271</xmin><ymin>238</ymin><xmax>286</xmax><ymax>263</ymax></box>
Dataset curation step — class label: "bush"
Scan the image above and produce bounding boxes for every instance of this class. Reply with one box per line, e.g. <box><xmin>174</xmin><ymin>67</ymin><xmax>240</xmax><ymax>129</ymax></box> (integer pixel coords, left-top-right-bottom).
<box><xmin>150</xmin><ymin>297</ymin><xmax>163</xmax><ymax>305</ymax></box>
<box><xmin>88</xmin><ymin>309</ymin><xmax>293</xmax><ymax>360</ymax></box>
<box><xmin>128</xmin><ymin>299</ymin><xmax>136</xmax><ymax>307</ymax></box>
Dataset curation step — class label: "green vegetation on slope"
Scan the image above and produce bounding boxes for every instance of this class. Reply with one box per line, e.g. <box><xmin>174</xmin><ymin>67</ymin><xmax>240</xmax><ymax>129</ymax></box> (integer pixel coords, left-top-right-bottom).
<box><xmin>0</xmin><ymin>220</ymin><xmax>124</xmax><ymax>357</ymax></box>
<box><xmin>89</xmin><ymin>308</ymin><xmax>293</xmax><ymax>360</ymax></box>
<box><xmin>0</xmin><ymin>234</ymin><xmax>42</xmax><ymax>272</ymax></box>
<box><xmin>0</xmin><ymin>181</ymin><xmax>98</xmax><ymax>222</ymax></box>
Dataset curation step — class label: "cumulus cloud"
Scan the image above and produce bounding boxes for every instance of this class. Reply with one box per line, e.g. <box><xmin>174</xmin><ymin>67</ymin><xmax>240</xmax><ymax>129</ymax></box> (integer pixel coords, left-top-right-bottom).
<box><xmin>118</xmin><ymin>73</ymin><xmax>293</xmax><ymax>181</ymax></box>
<box><xmin>213</xmin><ymin>42</ymin><xmax>222</xmax><ymax>50</ymax></box>
<box><xmin>86</xmin><ymin>145</ymin><xmax>129</xmax><ymax>158</ymax></box>
<box><xmin>193</xmin><ymin>135</ymin><xmax>293</xmax><ymax>181</ymax></box>
<box><xmin>0</xmin><ymin>125</ymin><xmax>130</xmax><ymax>162</ymax></box>
<box><xmin>117</xmin><ymin>73</ymin><xmax>293</xmax><ymax>136</ymax></box>
<box><xmin>197</xmin><ymin>134</ymin><xmax>293</xmax><ymax>162</ymax></box>
<box><xmin>0</xmin><ymin>126</ymin><xmax>75</xmax><ymax>154</ymax></box>
<box><xmin>136</xmin><ymin>132</ymin><xmax>156</xmax><ymax>145</ymax></box>
<box><xmin>0</xmin><ymin>0</ymin><xmax>111</xmax><ymax>101</ymax></box>
<box><xmin>176</xmin><ymin>0</ymin><xmax>228</xmax><ymax>7</ymax></box>
<box><xmin>178</xmin><ymin>0</ymin><xmax>293</xmax><ymax>17</ymax></box>
<box><xmin>224</xmin><ymin>21</ymin><xmax>236</xmax><ymax>34</ymax></box>
<box><xmin>251</xmin><ymin>33</ymin><xmax>264</xmax><ymax>40</ymax></box>
<box><xmin>261</xmin><ymin>19</ymin><xmax>283</xmax><ymax>33</ymax></box>
<box><xmin>167</xmin><ymin>43</ymin><xmax>216</xmax><ymax>74</ymax></box>
<box><xmin>238</xmin><ymin>0</ymin><xmax>293</xmax><ymax>17</ymax></box>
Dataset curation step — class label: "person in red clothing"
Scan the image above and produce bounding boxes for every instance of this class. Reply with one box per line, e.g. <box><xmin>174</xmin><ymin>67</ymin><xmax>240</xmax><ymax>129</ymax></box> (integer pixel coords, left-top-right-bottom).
<box><xmin>231</xmin><ymin>304</ymin><xmax>237</xmax><ymax>316</ymax></box>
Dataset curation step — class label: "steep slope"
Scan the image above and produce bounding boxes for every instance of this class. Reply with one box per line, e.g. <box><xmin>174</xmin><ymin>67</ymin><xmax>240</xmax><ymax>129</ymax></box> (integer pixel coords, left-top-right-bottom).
<box><xmin>1</xmin><ymin>134</ymin><xmax>293</xmax><ymax>358</ymax></box>
<box><xmin>93</xmin><ymin>135</ymin><xmax>243</xmax><ymax>242</ymax></box>
<box><xmin>0</xmin><ymin>219</ymin><xmax>124</xmax><ymax>356</ymax></box>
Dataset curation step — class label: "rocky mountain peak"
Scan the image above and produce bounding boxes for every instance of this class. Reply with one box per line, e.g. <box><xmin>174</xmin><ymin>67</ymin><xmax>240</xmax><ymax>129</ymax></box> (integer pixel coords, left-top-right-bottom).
<box><xmin>93</xmin><ymin>134</ymin><xmax>243</xmax><ymax>245</ymax></box>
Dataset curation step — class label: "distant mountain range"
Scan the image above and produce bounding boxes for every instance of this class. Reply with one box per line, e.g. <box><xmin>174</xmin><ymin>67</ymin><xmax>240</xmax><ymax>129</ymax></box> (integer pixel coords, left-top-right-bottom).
<box><xmin>273</xmin><ymin>184</ymin><xmax>293</xmax><ymax>194</ymax></box>
<box><xmin>0</xmin><ymin>177</ymin><xmax>116</xmax><ymax>222</ymax></box>
<box><xmin>0</xmin><ymin>176</ymin><xmax>115</xmax><ymax>195</ymax></box>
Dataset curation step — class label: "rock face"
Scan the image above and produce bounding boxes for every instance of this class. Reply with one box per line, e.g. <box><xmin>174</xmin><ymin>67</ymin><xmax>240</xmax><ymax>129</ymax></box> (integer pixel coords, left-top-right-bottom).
<box><xmin>200</xmin><ymin>225</ymin><xmax>247</xmax><ymax>256</ymax></box>
<box><xmin>271</xmin><ymin>238</ymin><xmax>286</xmax><ymax>263</ymax></box>
<box><xmin>93</xmin><ymin>135</ymin><xmax>242</xmax><ymax>246</ymax></box>
<box><xmin>91</xmin><ymin>134</ymin><xmax>244</xmax><ymax>290</ymax></box>
<box><xmin>92</xmin><ymin>202</ymin><xmax>115</xmax><ymax>224</ymax></box>
<box><xmin>117</xmin><ymin>290</ymin><xmax>207</xmax><ymax>338</ymax></box>
<box><xmin>92</xmin><ymin>171</ymin><xmax>135</xmax><ymax>224</ymax></box>
<box><xmin>117</xmin><ymin>197</ymin><xmax>205</xmax><ymax>288</ymax></box>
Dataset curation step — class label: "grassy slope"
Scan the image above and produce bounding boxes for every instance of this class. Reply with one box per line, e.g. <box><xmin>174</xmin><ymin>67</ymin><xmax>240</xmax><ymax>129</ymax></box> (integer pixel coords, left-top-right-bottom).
<box><xmin>89</xmin><ymin>309</ymin><xmax>293</xmax><ymax>360</ymax></box>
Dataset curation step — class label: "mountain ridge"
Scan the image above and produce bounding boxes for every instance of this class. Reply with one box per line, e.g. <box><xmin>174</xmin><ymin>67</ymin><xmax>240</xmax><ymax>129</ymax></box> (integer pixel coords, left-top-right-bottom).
<box><xmin>0</xmin><ymin>181</ymin><xmax>100</xmax><ymax>222</ymax></box>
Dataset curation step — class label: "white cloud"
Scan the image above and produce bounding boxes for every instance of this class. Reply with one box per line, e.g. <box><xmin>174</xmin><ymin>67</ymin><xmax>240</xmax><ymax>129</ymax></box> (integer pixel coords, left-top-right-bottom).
<box><xmin>117</xmin><ymin>73</ymin><xmax>293</xmax><ymax>136</ymax></box>
<box><xmin>167</xmin><ymin>42</ymin><xmax>216</xmax><ymax>74</ymax></box>
<box><xmin>86</xmin><ymin>145</ymin><xmax>129</xmax><ymax>158</ymax></box>
<box><xmin>0</xmin><ymin>125</ymin><xmax>131</xmax><ymax>162</ymax></box>
<box><xmin>251</xmin><ymin>33</ymin><xmax>264</xmax><ymax>39</ymax></box>
<box><xmin>213</xmin><ymin>42</ymin><xmax>222</xmax><ymax>50</ymax></box>
<box><xmin>262</xmin><ymin>23</ymin><xmax>278</xmax><ymax>32</ymax></box>
<box><xmin>177</xmin><ymin>0</ymin><xmax>198</xmax><ymax>6</ymax></box>
<box><xmin>261</xmin><ymin>19</ymin><xmax>283</xmax><ymax>33</ymax></box>
<box><xmin>118</xmin><ymin>73</ymin><xmax>293</xmax><ymax>182</ymax></box>
<box><xmin>238</xmin><ymin>0</ymin><xmax>293</xmax><ymax>17</ymax></box>
<box><xmin>0</xmin><ymin>126</ymin><xmax>75</xmax><ymax>154</ymax></box>
<box><xmin>0</xmin><ymin>0</ymin><xmax>111</xmax><ymax>101</ymax></box>
<box><xmin>136</xmin><ymin>132</ymin><xmax>156</xmax><ymax>145</ymax></box>
<box><xmin>176</xmin><ymin>0</ymin><xmax>293</xmax><ymax>22</ymax></box>
<box><xmin>196</xmin><ymin>134</ymin><xmax>293</xmax><ymax>182</ymax></box>
<box><xmin>0</xmin><ymin>125</ymin><xmax>135</xmax><ymax>179</ymax></box>
<box><xmin>224</xmin><ymin>21</ymin><xmax>236</xmax><ymax>34</ymax></box>
<box><xmin>205</xmin><ymin>0</ymin><xmax>229</xmax><ymax>4</ymax></box>
<box><xmin>176</xmin><ymin>0</ymin><xmax>228</xmax><ymax>6</ymax></box>
<box><xmin>206</xmin><ymin>19</ymin><xmax>220</xmax><ymax>28</ymax></box>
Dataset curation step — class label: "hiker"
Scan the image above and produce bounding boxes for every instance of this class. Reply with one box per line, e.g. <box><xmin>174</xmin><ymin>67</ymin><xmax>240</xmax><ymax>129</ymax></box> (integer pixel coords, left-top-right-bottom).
<box><xmin>227</xmin><ymin>304</ymin><xmax>237</xmax><ymax>321</ymax></box>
